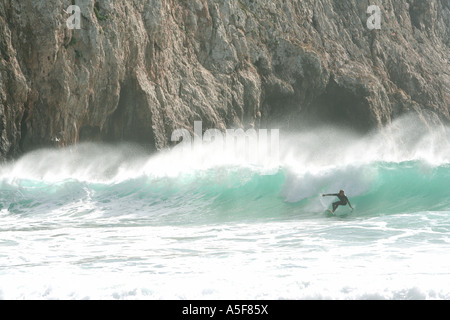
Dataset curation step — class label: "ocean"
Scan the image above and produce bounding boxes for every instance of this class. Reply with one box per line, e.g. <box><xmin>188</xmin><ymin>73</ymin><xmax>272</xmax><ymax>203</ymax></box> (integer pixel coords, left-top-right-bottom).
<box><xmin>1</xmin><ymin>115</ymin><xmax>449</xmax><ymax>299</ymax></box>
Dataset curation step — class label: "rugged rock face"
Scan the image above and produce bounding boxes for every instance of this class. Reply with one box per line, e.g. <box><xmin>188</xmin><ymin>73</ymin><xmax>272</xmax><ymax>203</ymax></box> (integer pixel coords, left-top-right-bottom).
<box><xmin>0</xmin><ymin>0</ymin><xmax>449</xmax><ymax>158</ymax></box>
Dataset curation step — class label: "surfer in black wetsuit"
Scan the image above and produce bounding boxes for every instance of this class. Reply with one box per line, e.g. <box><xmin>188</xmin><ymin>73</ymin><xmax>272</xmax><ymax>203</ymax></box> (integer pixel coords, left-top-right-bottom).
<box><xmin>322</xmin><ymin>190</ymin><xmax>353</xmax><ymax>213</ymax></box>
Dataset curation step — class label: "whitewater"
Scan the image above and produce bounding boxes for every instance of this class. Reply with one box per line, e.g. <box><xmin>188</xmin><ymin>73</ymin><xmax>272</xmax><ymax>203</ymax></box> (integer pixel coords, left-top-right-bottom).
<box><xmin>1</xmin><ymin>114</ymin><xmax>449</xmax><ymax>299</ymax></box>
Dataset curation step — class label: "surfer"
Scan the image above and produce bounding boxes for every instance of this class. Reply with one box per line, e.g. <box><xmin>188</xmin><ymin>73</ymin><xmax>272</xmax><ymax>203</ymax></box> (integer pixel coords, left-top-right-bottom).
<box><xmin>322</xmin><ymin>190</ymin><xmax>353</xmax><ymax>213</ymax></box>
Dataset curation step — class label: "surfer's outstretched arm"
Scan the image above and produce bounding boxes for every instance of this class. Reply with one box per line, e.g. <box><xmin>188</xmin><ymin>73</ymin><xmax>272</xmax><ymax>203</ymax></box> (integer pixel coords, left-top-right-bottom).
<box><xmin>322</xmin><ymin>193</ymin><xmax>338</xmax><ymax>197</ymax></box>
<box><xmin>347</xmin><ymin>199</ymin><xmax>354</xmax><ymax>210</ymax></box>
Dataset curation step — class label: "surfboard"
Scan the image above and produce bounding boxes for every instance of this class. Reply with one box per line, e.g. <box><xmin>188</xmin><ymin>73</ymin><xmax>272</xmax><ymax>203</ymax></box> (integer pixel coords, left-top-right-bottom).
<box><xmin>326</xmin><ymin>208</ymin><xmax>353</xmax><ymax>217</ymax></box>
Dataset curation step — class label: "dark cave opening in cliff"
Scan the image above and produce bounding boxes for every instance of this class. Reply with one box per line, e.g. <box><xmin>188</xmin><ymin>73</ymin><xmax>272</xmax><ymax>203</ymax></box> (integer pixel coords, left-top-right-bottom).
<box><xmin>103</xmin><ymin>80</ymin><xmax>156</xmax><ymax>151</ymax></box>
<box><xmin>79</xmin><ymin>125</ymin><xmax>101</xmax><ymax>142</ymax></box>
<box><xmin>308</xmin><ymin>78</ymin><xmax>374</xmax><ymax>133</ymax></box>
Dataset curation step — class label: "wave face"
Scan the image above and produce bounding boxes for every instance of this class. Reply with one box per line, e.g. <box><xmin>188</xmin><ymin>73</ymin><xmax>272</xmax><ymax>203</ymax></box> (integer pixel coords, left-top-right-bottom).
<box><xmin>1</xmin><ymin>114</ymin><xmax>448</xmax><ymax>222</ymax></box>
<box><xmin>2</xmin><ymin>161</ymin><xmax>448</xmax><ymax>222</ymax></box>
<box><xmin>1</xmin><ymin>114</ymin><xmax>450</xmax><ymax>299</ymax></box>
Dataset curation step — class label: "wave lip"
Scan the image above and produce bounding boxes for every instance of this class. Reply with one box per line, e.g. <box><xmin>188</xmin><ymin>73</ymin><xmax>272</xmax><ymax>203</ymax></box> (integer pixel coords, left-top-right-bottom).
<box><xmin>1</xmin><ymin>113</ymin><xmax>449</xmax><ymax>183</ymax></box>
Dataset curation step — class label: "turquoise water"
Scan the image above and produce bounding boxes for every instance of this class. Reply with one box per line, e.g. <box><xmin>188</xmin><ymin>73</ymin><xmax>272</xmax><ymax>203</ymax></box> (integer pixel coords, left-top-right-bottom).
<box><xmin>1</xmin><ymin>116</ymin><xmax>450</xmax><ymax>299</ymax></box>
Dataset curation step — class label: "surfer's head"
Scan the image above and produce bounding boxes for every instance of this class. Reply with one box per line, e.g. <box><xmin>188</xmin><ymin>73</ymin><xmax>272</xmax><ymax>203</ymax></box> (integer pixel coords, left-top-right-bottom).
<box><xmin>339</xmin><ymin>190</ymin><xmax>345</xmax><ymax>195</ymax></box>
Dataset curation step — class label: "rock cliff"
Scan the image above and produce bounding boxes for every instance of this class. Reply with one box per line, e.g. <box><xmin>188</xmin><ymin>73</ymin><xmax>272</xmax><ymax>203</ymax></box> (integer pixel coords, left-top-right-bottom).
<box><xmin>0</xmin><ymin>0</ymin><xmax>449</xmax><ymax>158</ymax></box>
